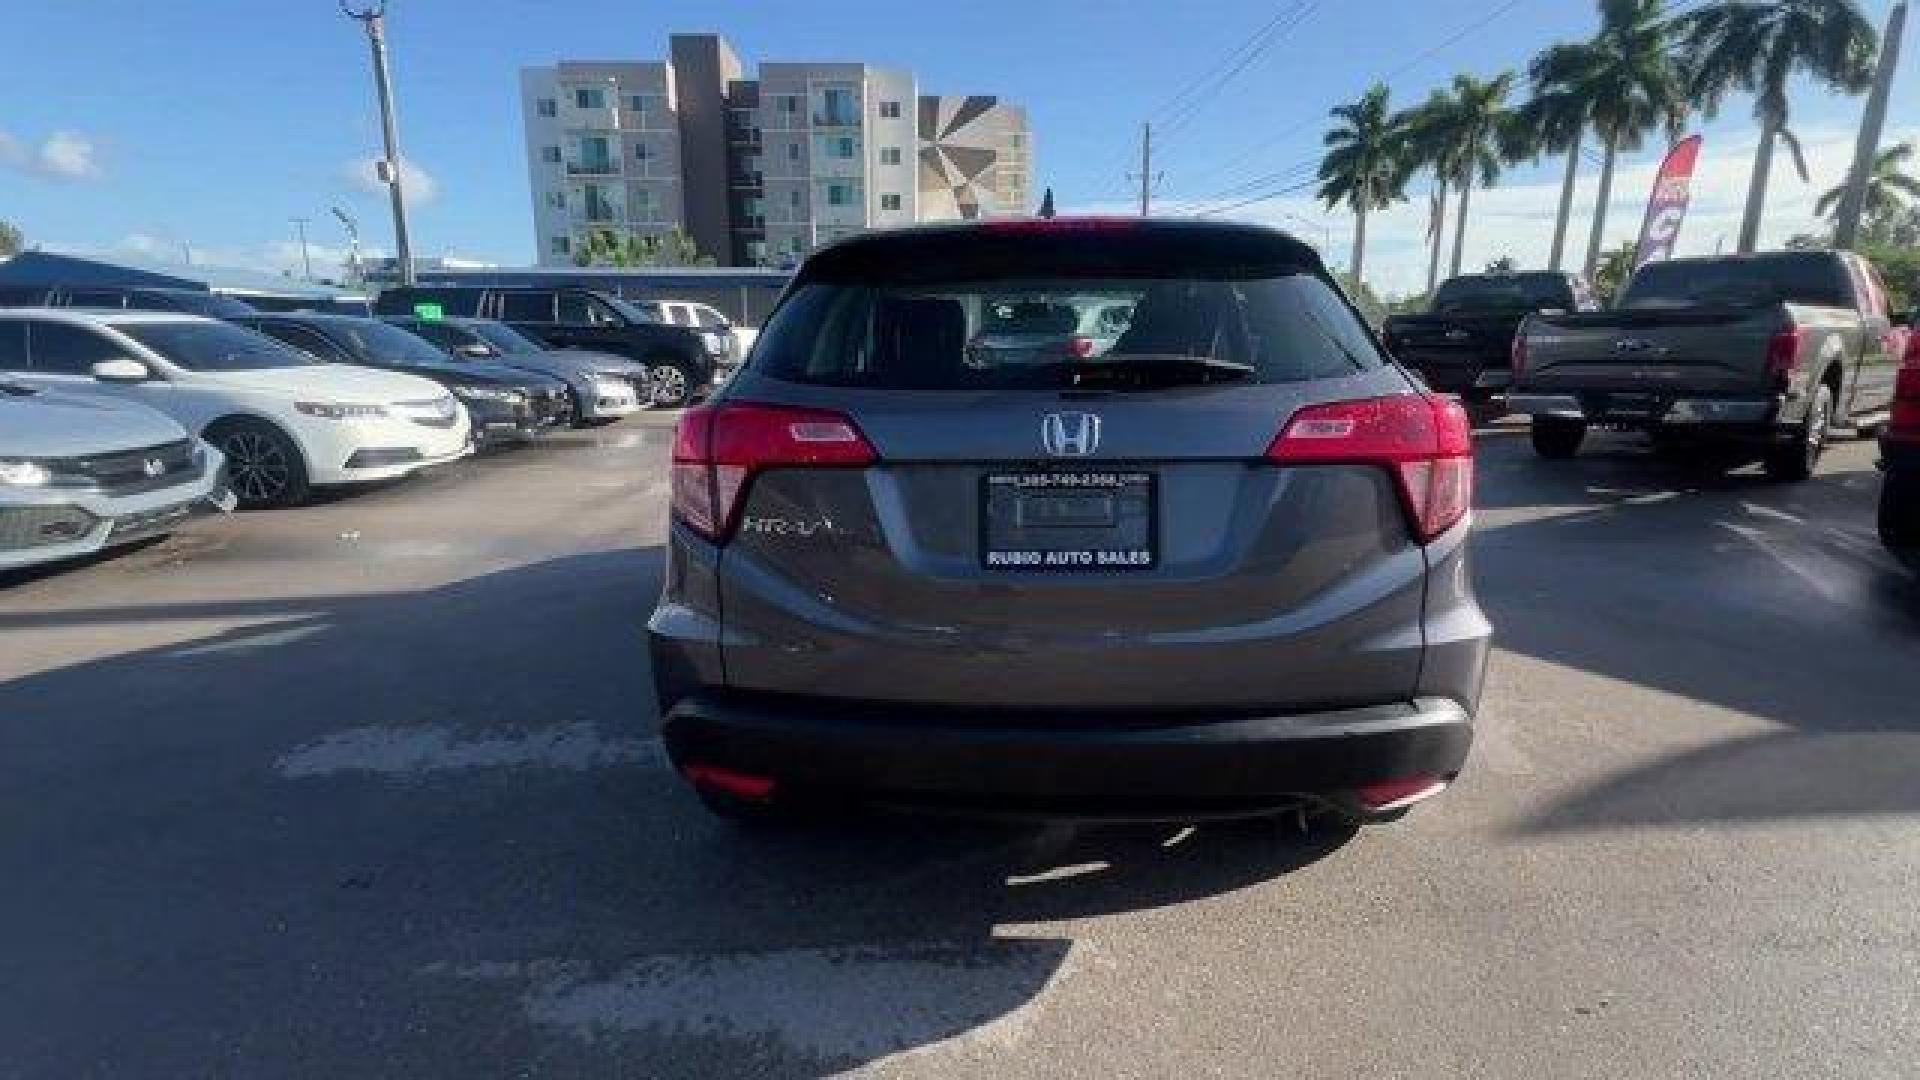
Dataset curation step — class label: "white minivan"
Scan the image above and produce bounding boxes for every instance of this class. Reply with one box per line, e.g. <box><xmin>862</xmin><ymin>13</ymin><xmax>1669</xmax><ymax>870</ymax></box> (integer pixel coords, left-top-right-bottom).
<box><xmin>1</xmin><ymin>380</ymin><xmax>232</xmax><ymax>571</ymax></box>
<box><xmin>0</xmin><ymin>310</ymin><xmax>472</xmax><ymax>509</ymax></box>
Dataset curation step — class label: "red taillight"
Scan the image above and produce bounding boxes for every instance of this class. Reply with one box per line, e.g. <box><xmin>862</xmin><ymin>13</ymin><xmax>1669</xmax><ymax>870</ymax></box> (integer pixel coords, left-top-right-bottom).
<box><xmin>1765</xmin><ymin>325</ymin><xmax>1808</xmax><ymax>383</ymax></box>
<box><xmin>681</xmin><ymin>764</ymin><xmax>777</xmax><ymax>802</ymax></box>
<box><xmin>1355</xmin><ymin>774</ymin><xmax>1447</xmax><ymax>812</ymax></box>
<box><xmin>1510</xmin><ymin>330</ymin><xmax>1529</xmax><ymax>380</ymax></box>
<box><xmin>1064</xmin><ymin>335</ymin><xmax>1096</xmax><ymax>358</ymax></box>
<box><xmin>1891</xmin><ymin>350</ymin><xmax>1920</xmax><ymax>442</ymax></box>
<box><xmin>1267</xmin><ymin>394</ymin><xmax>1475</xmax><ymax>543</ymax></box>
<box><xmin>670</xmin><ymin>402</ymin><xmax>876</xmax><ymax>541</ymax></box>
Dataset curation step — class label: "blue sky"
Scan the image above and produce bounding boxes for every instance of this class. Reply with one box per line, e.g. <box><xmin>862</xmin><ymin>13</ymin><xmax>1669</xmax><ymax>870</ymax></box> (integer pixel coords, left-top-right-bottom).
<box><xmin>2</xmin><ymin>0</ymin><xmax>1914</xmax><ymax>296</ymax></box>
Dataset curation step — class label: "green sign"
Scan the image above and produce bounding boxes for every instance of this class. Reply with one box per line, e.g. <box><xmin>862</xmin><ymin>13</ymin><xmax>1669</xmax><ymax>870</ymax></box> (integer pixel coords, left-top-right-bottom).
<box><xmin>413</xmin><ymin>302</ymin><xmax>445</xmax><ymax>321</ymax></box>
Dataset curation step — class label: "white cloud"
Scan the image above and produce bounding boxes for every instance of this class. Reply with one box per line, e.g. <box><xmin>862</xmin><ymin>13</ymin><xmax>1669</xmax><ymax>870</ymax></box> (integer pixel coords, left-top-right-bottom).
<box><xmin>1081</xmin><ymin>123</ymin><xmax>1914</xmax><ymax>298</ymax></box>
<box><xmin>98</xmin><ymin>233</ymin><xmax>380</xmax><ymax>284</ymax></box>
<box><xmin>0</xmin><ymin>128</ymin><xmax>104</xmax><ymax>181</ymax></box>
<box><xmin>342</xmin><ymin>156</ymin><xmax>438</xmax><ymax>205</ymax></box>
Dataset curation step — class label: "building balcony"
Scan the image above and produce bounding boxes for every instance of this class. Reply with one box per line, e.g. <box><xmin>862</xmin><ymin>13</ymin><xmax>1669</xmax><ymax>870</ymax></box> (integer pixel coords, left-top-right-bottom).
<box><xmin>566</xmin><ymin>161</ymin><xmax>622</xmax><ymax>177</ymax></box>
<box><xmin>729</xmin><ymin>171</ymin><xmax>765</xmax><ymax>189</ymax></box>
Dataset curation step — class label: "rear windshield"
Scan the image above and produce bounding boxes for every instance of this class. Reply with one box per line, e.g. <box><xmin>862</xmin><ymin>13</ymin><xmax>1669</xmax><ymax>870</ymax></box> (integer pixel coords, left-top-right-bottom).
<box><xmin>1432</xmin><ymin>274</ymin><xmax>1573</xmax><ymax>313</ymax></box>
<box><xmin>1620</xmin><ymin>256</ymin><xmax>1852</xmax><ymax>310</ymax></box>
<box><xmin>751</xmin><ymin>273</ymin><xmax>1382</xmax><ymax>391</ymax></box>
<box><xmin>468</xmin><ymin>321</ymin><xmax>544</xmax><ymax>355</ymax></box>
<box><xmin>327</xmin><ymin>318</ymin><xmax>458</xmax><ymax>367</ymax></box>
<box><xmin>121</xmin><ymin>322</ymin><xmax>319</xmax><ymax>371</ymax></box>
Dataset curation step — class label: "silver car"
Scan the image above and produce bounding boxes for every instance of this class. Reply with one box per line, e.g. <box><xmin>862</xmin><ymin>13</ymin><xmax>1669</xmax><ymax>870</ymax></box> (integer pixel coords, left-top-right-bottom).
<box><xmin>648</xmin><ymin>219</ymin><xmax>1490</xmax><ymax>825</ymax></box>
<box><xmin>390</xmin><ymin>317</ymin><xmax>649</xmax><ymax>424</ymax></box>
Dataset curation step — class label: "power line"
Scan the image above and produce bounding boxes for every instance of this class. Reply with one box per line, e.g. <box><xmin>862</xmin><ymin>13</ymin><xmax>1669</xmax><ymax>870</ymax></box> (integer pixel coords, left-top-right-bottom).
<box><xmin>1156</xmin><ymin>2</ymin><xmax>1323</xmax><ymax>149</ymax></box>
<box><xmin>1173</xmin><ymin>0</ymin><xmax>1532</xmax><ymax>210</ymax></box>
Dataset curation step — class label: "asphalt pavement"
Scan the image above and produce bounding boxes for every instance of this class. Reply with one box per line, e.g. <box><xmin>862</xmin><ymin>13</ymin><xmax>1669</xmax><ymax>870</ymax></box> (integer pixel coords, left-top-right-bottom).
<box><xmin>2</xmin><ymin>416</ymin><xmax>1916</xmax><ymax>1079</ymax></box>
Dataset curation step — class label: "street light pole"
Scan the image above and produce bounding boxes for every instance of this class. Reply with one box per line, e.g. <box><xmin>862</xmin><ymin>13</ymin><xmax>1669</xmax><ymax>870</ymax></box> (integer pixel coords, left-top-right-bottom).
<box><xmin>341</xmin><ymin>1</ymin><xmax>415</xmax><ymax>286</ymax></box>
<box><xmin>290</xmin><ymin>217</ymin><xmax>313</xmax><ymax>281</ymax></box>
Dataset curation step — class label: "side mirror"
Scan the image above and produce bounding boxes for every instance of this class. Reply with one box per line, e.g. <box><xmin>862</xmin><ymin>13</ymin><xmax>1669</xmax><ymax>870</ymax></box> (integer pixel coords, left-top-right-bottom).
<box><xmin>457</xmin><ymin>343</ymin><xmax>493</xmax><ymax>358</ymax></box>
<box><xmin>91</xmin><ymin>358</ymin><xmax>150</xmax><ymax>383</ymax></box>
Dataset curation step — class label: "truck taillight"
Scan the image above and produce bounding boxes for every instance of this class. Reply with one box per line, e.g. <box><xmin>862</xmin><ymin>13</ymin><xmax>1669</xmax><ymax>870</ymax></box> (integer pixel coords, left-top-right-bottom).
<box><xmin>1510</xmin><ymin>331</ymin><xmax>1529</xmax><ymax>380</ymax></box>
<box><xmin>1065</xmin><ymin>335</ymin><xmax>1097</xmax><ymax>358</ymax></box>
<box><xmin>670</xmin><ymin>402</ymin><xmax>876</xmax><ymax>541</ymax></box>
<box><xmin>1891</xmin><ymin>343</ymin><xmax>1920</xmax><ymax>442</ymax></box>
<box><xmin>1765</xmin><ymin>325</ymin><xmax>1808</xmax><ymax>383</ymax></box>
<box><xmin>1267</xmin><ymin>394</ymin><xmax>1475</xmax><ymax>543</ymax></box>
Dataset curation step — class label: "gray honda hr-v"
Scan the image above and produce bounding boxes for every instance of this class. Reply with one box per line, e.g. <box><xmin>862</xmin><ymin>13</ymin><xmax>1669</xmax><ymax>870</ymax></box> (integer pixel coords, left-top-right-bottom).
<box><xmin>649</xmin><ymin>218</ymin><xmax>1490</xmax><ymax>824</ymax></box>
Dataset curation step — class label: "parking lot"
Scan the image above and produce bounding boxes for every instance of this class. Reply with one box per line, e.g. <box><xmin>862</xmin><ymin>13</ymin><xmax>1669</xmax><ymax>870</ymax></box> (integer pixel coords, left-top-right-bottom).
<box><xmin>2</xmin><ymin>416</ymin><xmax>1916</xmax><ymax>1078</ymax></box>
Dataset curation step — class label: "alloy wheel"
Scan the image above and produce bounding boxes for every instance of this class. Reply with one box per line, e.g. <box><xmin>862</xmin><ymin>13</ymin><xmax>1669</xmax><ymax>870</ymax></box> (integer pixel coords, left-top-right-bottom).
<box><xmin>651</xmin><ymin>364</ymin><xmax>689</xmax><ymax>408</ymax></box>
<box><xmin>223</xmin><ymin>430</ymin><xmax>291</xmax><ymax>504</ymax></box>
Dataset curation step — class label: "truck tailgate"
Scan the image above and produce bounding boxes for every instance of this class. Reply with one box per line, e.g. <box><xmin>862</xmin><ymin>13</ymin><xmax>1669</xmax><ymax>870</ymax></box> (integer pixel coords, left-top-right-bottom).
<box><xmin>1519</xmin><ymin>307</ymin><xmax>1783</xmax><ymax>396</ymax></box>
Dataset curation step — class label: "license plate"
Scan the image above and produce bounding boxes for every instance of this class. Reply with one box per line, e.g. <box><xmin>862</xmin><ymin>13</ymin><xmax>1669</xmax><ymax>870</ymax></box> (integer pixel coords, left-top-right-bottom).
<box><xmin>982</xmin><ymin>471</ymin><xmax>1156</xmax><ymax>571</ymax></box>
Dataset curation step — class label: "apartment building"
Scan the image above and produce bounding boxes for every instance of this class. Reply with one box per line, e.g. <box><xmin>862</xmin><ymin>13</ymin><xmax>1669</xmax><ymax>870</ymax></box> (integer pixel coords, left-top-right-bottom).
<box><xmin>520</xmin><ymin>34</ymin><xmax>1031</xmax><ymax>267</ymax></box>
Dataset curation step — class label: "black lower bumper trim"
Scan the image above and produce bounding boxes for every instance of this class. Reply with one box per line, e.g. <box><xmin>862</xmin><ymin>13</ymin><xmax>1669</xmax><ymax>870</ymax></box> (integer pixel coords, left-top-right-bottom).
<box><xmin>661</xmin><ymin>692</ymin><xmax>1474</xmax><ymax>818</ymax></box>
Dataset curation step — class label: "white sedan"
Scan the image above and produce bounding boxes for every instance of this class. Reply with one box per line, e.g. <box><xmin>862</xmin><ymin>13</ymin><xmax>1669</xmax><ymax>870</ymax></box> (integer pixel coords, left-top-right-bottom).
<box><xmin>0</xmin><ymin>309</ymin><xmax>472</xmax><ymax>509</ymax></box>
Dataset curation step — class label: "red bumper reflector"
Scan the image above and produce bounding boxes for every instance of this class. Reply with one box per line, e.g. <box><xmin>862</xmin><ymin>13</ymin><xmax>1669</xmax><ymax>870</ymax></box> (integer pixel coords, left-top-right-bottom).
<box><xmin>682</xmin><ymin>764</ymin><xmax>777</xmax><ymax>801</ymax></box>
<box><xmin>1354</xmin><ymin>774</ymin><xmax>1447</xmax><ymax>811</ymax></box>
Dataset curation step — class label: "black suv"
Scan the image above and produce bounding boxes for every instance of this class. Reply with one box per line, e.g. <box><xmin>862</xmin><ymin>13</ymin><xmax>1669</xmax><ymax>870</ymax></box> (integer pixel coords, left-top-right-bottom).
<box><xmin>0</xmin><ymin>284</ymin><xmax>258</xmax><ymax>319</ymax></box>
<box><xmin>236</xmin><ymin>313</ymin><xmax>572</xmax><ymax>445</ymax></box>
<box><xmin>375</xmin><ymin>286</ymin><xmax>716</xmax><ymax>407</ymax></box>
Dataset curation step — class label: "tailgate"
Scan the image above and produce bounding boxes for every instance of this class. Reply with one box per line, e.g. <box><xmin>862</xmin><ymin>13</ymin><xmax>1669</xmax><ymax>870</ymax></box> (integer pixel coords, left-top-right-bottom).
<box><xmin>1520</xmin><ymin>307</ymin><xmax>1784</xmax><ymax>396</ymax></box>
<box><xmin>1387</xmin><ymin>314</ymin><xmax>1519</xmax><ymax>391</ymax></box>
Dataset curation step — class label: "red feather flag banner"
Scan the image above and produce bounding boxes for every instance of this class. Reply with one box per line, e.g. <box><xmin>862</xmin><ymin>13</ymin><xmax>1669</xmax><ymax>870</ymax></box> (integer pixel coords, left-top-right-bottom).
<box><xmin>1635</xmin><ymin>135</ymin><xmax>1705</xmax><ymax>269</ymax></box>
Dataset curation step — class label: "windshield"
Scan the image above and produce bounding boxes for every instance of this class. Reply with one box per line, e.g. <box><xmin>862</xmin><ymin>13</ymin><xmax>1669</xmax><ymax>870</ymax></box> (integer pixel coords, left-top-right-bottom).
<box><xmin>329</xmin><ymin>319</ymin><xmax>459</xmax><ymax>367</ymax></box>
<box><xmin>1432</xmin><ymin>274</ymin><xmax>1572</xmax><ymax>313</ymax></box>
<box><xmin>752</xmin><ymin>273</ymin><xmax>1381</xmax><ymax>391</ymax></box>
<box><xmin>468</xmin><ymin>320</ymin><xmax>544</xmax><ymax>355</ymax></box>
<box><xmin>120</xmin><ymin>321</ymin><xmax>320</xmax><ymax>371</ymax></box>
<box><xmin>1620</xmin><ymin>256</ymin><xmax>1852</xmax><ymax>310</ymax></box>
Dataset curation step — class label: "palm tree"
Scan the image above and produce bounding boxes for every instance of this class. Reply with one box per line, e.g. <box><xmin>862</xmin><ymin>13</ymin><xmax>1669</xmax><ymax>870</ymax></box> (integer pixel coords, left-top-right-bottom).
<box><xmin>1817</xmin><ymin>141</ymin><xmax>1920</xmax><ymax>223</ymax></box>
<box><xmin>1397</xmin><ymin>90</ymin><xmax>1464</xmax><ymax>294</ymax></box>
<box><xmin>1426</xmin><ymin>72</ymin><xmax>1521</xmax><ymax>279</ymax></box>
<box><xmin>1680</xmin><ymin>0</ymin><xmax>1879</xmax><ymax>253</ymax></box>
<box><xmin>1512</xmin><ymin>75</ymin><xmax>1589</xmax><ymax>273</ymax></box>
<box><xmin>1531</xmin><ymin>0</ymin><xmax>1688</xmax><ymax>279</ymax></box>
<box><xmin>1317</xmin><ymin>83</ymin><xmax>1411</xmax><ymax>288</ymax></box>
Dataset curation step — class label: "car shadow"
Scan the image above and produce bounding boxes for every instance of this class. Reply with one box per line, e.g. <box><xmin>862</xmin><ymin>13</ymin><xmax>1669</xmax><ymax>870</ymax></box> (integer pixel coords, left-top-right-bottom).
<box><xmin>1467</xmin><ymin>432</ymin><xmax>1920</xmax><ymax>835</ymax></box>
<box><xmin>0</xmin><ymin>549</ymin><xmax>1351</xmax><ymax>1077</ymax></box>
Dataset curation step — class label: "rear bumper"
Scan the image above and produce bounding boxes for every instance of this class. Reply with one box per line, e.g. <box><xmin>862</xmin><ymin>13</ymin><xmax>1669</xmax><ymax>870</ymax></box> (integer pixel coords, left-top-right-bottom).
<box><xmin>1509</xmin><ymin>391</ymin><xmax>1787</xmax><ymax>434</ymax></box>
<box><xmin>660</xmin><ymin>691</ymin><xmax>1474</xmax><ymax>819</ymax></box>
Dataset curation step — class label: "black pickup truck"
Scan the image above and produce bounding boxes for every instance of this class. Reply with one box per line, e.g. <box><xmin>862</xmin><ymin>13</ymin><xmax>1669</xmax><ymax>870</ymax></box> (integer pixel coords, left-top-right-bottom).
<box><xmin>374</xmin><ymin>286</ymin><xmax>718</xmax><ymax>407</ymax></box>
<box><xmin>1384</xmin><ymin>272</ymin><xmax>1596</xmax><ymax>417</ymax></box>
<box><xmin>1510</xmin><ymin>250</ymin><xmax>1902</xmax><ymax>482</ymax></box>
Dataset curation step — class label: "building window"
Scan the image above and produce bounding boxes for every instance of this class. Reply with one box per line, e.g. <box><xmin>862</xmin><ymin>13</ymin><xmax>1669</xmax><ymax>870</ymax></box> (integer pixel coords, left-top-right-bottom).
<box><xmin>880</xmin><ymin>146</ymin><xmax>902</xmax><ymax>165</ymax></box>
<box><xmin>574</xmin><ymin>86</ymin><xmax>606</xmax><ymax>109</ymax></box>
<box><xmin>818</xmin><ymin>87</ymin><xmax>858</xmax><ymax>126</ymax></box>
<box><xmin>633</xmin><ymin>142</ymin><xmax>651</xmax><ymax>162</ymax></box>
<box><xmin>790</xmin><ymin>190</ymin><xmax>802</xmax><ymax>209</ymax></box>
<box><xmin>536</xmin><ymin>98</ymin><xmax>557</xmax><ymax>118</ymax></box>
<box><xmin>826</xmin><ymin>181</ymin><xmax>855</xmax><ymax>207</ymax></box>
<box><xmin>551</xmin><ymin>236</ymin><xmax>571</xmax><ymax>256</ymax></box>
<box><xmin>787</xmin><ymin>142</ymin><xmax>801</xmax><ymax>162</ymax></box>
<box><xmin>881</xmin><ymin>193</ymin><xmax>902</xmax><ymax>212</ymax></box>
<box><xmin>545</xmin><ymin>191</ymin><xmax>565</xmax><ymax>209</ymax></box>
<box><xmin>628</xmin><ymin>95</ymin><xmax>647</xmax><ymax>113</ymax></box>
<box><xmin>779</xmin><ymin>95</ymin><xmax>800</xmax><ymax>115</ymax></box>
<box><xmin>542</xmin><ymin>145</ymin><xmax>562</xmax><ymax>163</ymax></box>
<box><xmin>879</xmin><ymin>101</ymin><xmax>901</xmax><ymax>119</ymax></box>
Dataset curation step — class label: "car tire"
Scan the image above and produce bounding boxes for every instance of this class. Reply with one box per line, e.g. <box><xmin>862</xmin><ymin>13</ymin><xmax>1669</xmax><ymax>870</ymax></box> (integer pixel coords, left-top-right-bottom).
<box><xmin>208</xmin><ymin>419</ymin><xmax>310</xmax><ymax>510</ymax></box>
<box><xmin>648</xmin><ymin>358</ymin><xmax>694</xmax><ymax>409</ymax></box>
<box><xmin>1530</xmin><ymin>415</ymin><xmax>1586</xmax><ymax>460</ymax></box>
<box><xmin>1763</xmin><ymin>382</ymin><xmax>1833</xmax><ymax>484</ymax></box>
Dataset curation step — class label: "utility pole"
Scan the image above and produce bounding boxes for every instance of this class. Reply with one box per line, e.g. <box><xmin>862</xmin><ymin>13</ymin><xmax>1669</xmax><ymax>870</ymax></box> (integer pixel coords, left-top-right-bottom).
<box><xmin>1835</xmin><ymin>1</ymin><xmax>1907</xmax><ymax>249</ymax></box>
<box><xmin>341</xmin><ymin>1</ymin><xmax>415</xmax><ymax>285</ymax></box>
<box><xmin>290</xmin><ymin>217</ymin><xmax>313</xmax><ymax>281</ymax></box>
<box><xmin>1138</xmin><ymin>123</ymin><xmax>1153</xmax><ymax>216</ymax></box>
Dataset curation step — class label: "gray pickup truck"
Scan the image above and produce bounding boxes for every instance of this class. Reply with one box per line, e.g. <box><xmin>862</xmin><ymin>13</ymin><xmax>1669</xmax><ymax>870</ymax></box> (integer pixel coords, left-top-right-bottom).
<box><xmin>1510</xmin><ymin>250</ymin><xmax>1902</xmax><ymax>481</ymax></box>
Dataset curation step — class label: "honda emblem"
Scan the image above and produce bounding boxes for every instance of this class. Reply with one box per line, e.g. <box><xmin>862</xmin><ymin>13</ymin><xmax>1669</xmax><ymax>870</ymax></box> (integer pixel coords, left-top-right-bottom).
<box><xmin>142</xmin><ymin>458</ymin><xmax>166</xmax><ymax>478</ymax></box>
<box><xmin>1041</xmin><ymin>412</ymin><xmax>1102</xmax><ymax>457</ymax></box>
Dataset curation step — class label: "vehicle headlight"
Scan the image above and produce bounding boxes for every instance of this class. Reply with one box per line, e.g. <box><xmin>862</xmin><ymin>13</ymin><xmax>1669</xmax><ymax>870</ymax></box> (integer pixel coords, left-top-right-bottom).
<box><xmin>700</xmin><ymin>331</ymin><xmax>726</xmax><ymax>354</ymax></box>
<box><xmin>0</xmin><ymin>459</ymin><xmax>54</xmax><ymax>487</ymax></box>
<box><xmin>295</xmin><ymin>401</ymin><xmax>388</xmax><ymax>420</ymax></box>
<box><xmin>454</xmin><ymin>385</ymin><xmax>525</xmax><ymax>404</ymax></box>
